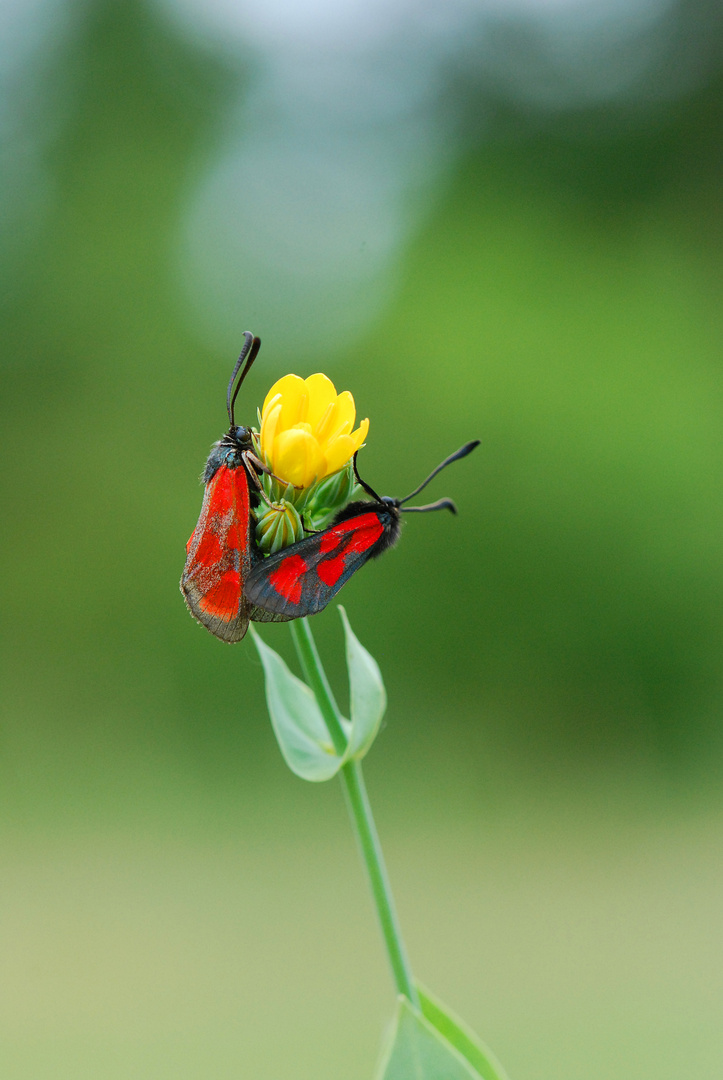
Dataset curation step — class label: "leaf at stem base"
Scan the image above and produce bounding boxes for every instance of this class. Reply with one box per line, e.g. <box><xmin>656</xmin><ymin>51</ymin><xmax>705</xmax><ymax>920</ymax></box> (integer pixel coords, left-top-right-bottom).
<box><xmin>375</xmin><ymin>986</ymin><xmax>510</xmax><ymax>1080</ymax></box>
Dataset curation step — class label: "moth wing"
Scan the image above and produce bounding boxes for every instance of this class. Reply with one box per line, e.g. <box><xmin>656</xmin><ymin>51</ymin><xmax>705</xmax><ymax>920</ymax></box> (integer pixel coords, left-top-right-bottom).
<box><xmin>181</xmin><ymin>465</ymin><xmax>253</xmax><ymax>642</ymax></box>
<box><xmin>248</xmin><ymin>605</ymin><xmax>293</xmax><ymax>625</ymax></box>
<box><xmin>245</xmin><ymin>509</ymin><xmax>390</xmax><ymax>618</ymax></box>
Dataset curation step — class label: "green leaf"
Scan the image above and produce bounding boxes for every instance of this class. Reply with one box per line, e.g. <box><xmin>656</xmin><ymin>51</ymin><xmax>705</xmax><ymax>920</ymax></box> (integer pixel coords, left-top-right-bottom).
<box><xmin>374</xmin><ymin>989</ymin><xmax>511</xmax><ymax>1080</ymax></box>
<box><xmin>250</xmin><ymin>627</ymin><xmax>345</xmax><ymax>781</ymax></box>
<box><xmin>375</xmin><ymin>997</ymin><xmax>483</xmax><ymax>1080</ymax></box>
<box><xmin>338</xmin><ymin>606</ymin><xmax>386</xmax><ymax>760</ymax></box>
<box><xmin>252</xmin><ymin>612</ymin><xmax>386</xmax><ymax>781</ymax></box>
<box><xmin>417</xmin><ymin>986</ymin><xmax>511</xmax><ymax>1080</ymax></box>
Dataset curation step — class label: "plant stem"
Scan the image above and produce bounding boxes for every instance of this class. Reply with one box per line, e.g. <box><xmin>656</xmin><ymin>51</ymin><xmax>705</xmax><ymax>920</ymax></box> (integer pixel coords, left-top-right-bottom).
<box><xmin>290</xmin><ymin>619</ymin><xmax>420</xmax><ymax>1009</ymax></box>
<box><xmin>290</xmin><ymin>619</ymin><xmax>348</xmax><ymax>757</ymax></box>
<box><xmin>340</xmin><ymin>758</ymin><xmax>420</xmax><ymax>1009</ymax></box>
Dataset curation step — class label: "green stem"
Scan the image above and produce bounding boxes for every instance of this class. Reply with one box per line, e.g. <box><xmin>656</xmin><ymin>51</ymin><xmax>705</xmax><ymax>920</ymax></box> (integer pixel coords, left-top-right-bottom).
<box><xmin>290</xmin><ymin>619</ymin><xmax>420</xmax><ymax>1009</ymax></box>
<box><xmin>290</xmin><ymin>619</ymin><xmax>348</xmax><ymax>757</ymax></box>
<box><xmin>340</xmin><ymin>758</ymin><xmax>420</xmax><ymax>1009</ymax></box>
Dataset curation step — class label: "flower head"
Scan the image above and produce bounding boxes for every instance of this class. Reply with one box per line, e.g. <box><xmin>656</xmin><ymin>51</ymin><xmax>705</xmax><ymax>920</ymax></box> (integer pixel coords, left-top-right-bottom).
<box><xmin>259</xmin><ymin>373</ymin><xmax>369</xmax><ymax>490</ymax></box>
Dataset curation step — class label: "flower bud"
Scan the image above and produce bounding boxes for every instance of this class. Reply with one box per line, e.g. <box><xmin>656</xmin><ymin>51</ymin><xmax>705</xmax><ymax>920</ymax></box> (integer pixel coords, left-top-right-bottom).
<box><xmin>255</xmin><ymin>499</ymin><xmax>305</xmax><ymax>555</ymax></box>
<box><xmin>301</xmin><ymin>461</ymin><xmax>363</xmax><ymax>530</ymax></box>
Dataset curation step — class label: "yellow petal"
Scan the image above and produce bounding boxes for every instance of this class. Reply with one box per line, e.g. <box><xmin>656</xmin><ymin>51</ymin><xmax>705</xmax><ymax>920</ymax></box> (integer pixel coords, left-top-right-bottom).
<box><xmin>259</xmin><ymin>400</ymin><xmax>282</xmax><ymax>464</ymax></box>
<box><xmin>273</xmin><ymin>429</ymin><xmax>325</xmax><ymax>488</ymax></box>
<box><xmin>303</xmin><ymin>373</ymin><xmax>338</xmax><ymax>431</ymax></box>
<box><xmin>314</xmin><ymin>401</ymin><xmax>336</xmax><ymax>441</ymax></box>
<box><xmin>353</xmin><ymin>417</ymin><xmax>369</xmax><ymax>449</ymax></box>
<box><xmin>322</xmin><ymin>434</ymin><xmax>357</xmax><ymax>477</ymax></box>
<box><xmin>262</xmin><ymin>376</ymin><xmax>297</xmax><ymax>416</ymax></box>
<box><xmin>262</xmin><ymin>374</ymin><xmax>307</xmax><ymax>429</ymax></box>
<box><xmin>316</xmin><ymin>390</ymin><xmax>356</xmax><ymax>445</ymax></box>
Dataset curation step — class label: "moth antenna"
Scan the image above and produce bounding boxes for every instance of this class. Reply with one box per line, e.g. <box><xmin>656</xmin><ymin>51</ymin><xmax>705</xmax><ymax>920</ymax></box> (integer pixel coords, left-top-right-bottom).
<box><xmin>352</xmin><ymin>451</ymin><xmax>383</xmax><ymax>503</ymax></box>
<box><xmin>398</xmin><ymin>440</ymin><xmax>479</xmax><ymax>505</ymax></box>
<box><xmin>227</xmin><ymin>332</ymin><xmax>262</xmax><ymax>427</ymax></box>
<box><xmin>402</xmin><ymin>497</ymin><xmax>457</xmax><ymax>515</ymax></box>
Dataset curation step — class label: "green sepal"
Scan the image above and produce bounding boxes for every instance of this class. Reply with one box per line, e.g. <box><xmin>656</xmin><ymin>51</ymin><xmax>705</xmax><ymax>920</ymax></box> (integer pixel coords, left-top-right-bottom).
<box><xmin>250</xmin><ymin>608</ymin><xmax>387</xmax><ymax>781</ymax></box>
<box><xmin>375</xmin><ymin>988</ymin><xmax>510</xmax><ymax>1080</ymax></box>
<box><xmin>301</xmin><ymin>463</ymin><xmax>363</xmax><ymax>529</ymax></box>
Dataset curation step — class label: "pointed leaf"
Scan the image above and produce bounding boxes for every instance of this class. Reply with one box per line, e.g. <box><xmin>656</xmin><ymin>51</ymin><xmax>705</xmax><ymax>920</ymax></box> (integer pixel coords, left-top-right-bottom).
<box><xmin>250</xmin><ymin>628</ymin><xmax>344</xmax><ymax>781</ymax></box>
<box><xmin>418</xmin><ymin>986</ymin><xmax>510</xmax><ymax>1080</ymax></box>
<box><xmin>375</xmin><ymin>997</ymin><xmax>483</xmax><ymax>1080</ymax></box>
<box><xmin>338</xmin><ymin>606</ymin><xmax>386</xmax><ymax>761</ymax></box>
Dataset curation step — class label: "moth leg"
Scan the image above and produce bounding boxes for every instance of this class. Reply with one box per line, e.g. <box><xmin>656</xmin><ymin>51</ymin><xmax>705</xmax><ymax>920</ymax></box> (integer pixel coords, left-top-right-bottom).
<box><xmin>243</xmin><ymin>450</ymin><xmax>303</xmax><ymax>491</ymax></box>
<box><xmin>242</xmin><ymin>459</ymin><xmax>274</xmax><ymax>509</ymax></box>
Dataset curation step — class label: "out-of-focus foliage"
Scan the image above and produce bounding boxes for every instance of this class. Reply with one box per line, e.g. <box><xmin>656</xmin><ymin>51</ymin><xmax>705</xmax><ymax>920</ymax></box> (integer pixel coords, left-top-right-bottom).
<box><xmin>2</xmin><ymin>0</ymin><xmax>723</xmax><ymax>781</ymax></box>
<box><xmin>1</xmin><ymin>1</ymin><xmax>722</xmax><ymax>1078</ymax></box>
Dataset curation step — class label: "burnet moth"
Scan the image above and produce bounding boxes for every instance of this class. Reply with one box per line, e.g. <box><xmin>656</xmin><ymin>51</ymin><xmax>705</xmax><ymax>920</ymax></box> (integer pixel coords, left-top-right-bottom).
<box><xmin>180</xmin><ymin>333</ymin><xmax>291</xmax><ymax>643</ymax></box>
<box><xmin>243</xmin><ymin>441</ymin><xmax>480</xmax><ymax>620</ymax></box>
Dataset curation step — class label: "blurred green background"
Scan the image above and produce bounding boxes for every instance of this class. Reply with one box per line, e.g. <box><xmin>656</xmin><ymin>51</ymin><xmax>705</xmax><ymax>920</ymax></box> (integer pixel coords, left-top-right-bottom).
<box><xmin>2</xmin><ymin>0</ymin><xmax>723</xmax><ymax>1076</ymax></box>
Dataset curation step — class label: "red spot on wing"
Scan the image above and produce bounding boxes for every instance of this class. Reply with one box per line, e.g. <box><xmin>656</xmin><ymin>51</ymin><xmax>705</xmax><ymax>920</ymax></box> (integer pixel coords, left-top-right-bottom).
<box><xmin>317</xmin><ymin>514</ymin><xmax>385</xmax><ymax>587</ymax></box>
<box><xmin>318</xmin><ymin>513</ymin><xmax>384</xmax><ymax>552</ymax></box>
<box><xmin>198</xmin><ymin>570</ymin><xmax>241</xmax><ymax>619</ymax></box>
<box><xmin>269</xmin><ymin>554</ymin><xmax>308</xmax><ymax>605</ymax></box>
<box><xmin>319</xmin><ymin>529</ymin><xmax>342</xmax><ymax>554</ymax></box>
<box><xmin>191</xmin><ymin>524</ymin><xmax>224</xmax><ymax>567</ymax></box>
<box><xmin>317</xmin><ymin>553</ymin><xmax>347</xmax><ymax>587</ymax></box>
<box><xmin>344</xmin><ymin>514</ymin><xmax>384</xmax><ymax>553</ymax></box>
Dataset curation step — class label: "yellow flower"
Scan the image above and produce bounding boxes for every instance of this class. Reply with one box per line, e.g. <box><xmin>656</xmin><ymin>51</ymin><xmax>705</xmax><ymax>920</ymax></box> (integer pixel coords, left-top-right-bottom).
<box><xmin>259</xmin><ymin>373</ymin><xmax>369</xmax><ymax>489</ymax></box>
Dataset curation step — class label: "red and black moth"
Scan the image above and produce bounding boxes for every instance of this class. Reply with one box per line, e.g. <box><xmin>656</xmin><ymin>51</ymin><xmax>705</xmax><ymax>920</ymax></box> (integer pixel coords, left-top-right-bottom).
<box><xmin>243</xmin><ymin>441</ymin><xmax>480</xmax><ymax>620</ymax></box>
<box><xmin>180</xmin><ymin>333</ymin><xmax>291</xmax><ymax>642</ymax></box>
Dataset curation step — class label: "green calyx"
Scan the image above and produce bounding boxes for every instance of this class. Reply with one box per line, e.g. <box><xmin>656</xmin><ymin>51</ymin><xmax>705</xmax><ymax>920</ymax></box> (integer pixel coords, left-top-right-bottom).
<box><xmin>300</xmin><ymin>461</ymin><xmax>360</xmax><ymax>529</ymax></box>
<box><xmin>253</xmin><ymin>444</ymin><xmax>363</xmax><ymax>555</ymax></box>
